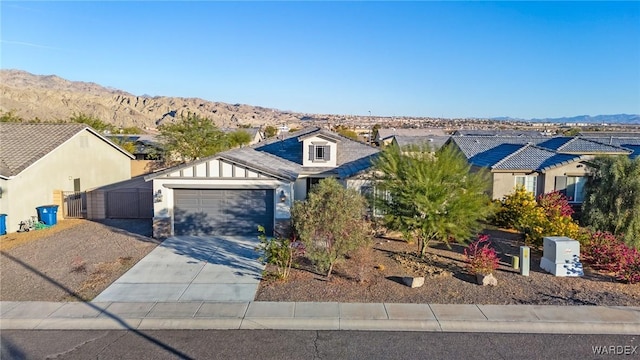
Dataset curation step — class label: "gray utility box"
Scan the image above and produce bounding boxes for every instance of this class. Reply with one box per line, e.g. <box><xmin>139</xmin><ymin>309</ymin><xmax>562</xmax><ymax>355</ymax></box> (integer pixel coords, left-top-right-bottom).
<box><xmin>540</xmin><ymin>236</ymin><xmax>583</xmax><ymax>277</ymax></box>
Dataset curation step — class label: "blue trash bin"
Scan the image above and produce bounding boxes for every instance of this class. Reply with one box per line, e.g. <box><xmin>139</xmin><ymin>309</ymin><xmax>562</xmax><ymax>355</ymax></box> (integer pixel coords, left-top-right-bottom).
<box><xmin>36</xmin><ymin>205</ymin><xmax>59</xmax><ymax>226</ymax></box>
<box><xmin>0</xmin><ymin>214</ymin><xmax>6</xmax><ymax>235</ymax></box>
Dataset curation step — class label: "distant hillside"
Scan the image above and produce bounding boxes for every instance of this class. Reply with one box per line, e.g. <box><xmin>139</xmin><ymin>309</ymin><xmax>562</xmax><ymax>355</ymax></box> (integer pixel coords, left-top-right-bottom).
<box><xmin>0</xmin><ymin>69</ymin><xmax>304</xmax><ymax>130</ymax></box>
<box><xmin>2</xmin><ymin>69</ymin><xmax>637</xmax><ymax>129</ymax></box>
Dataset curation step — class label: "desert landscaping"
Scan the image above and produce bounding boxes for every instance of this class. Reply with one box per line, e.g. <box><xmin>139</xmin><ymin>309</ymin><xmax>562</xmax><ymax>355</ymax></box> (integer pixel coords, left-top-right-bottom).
<box><xmin>1</xmin><ymin>220</ymin><xmax>638</xmax><ymax>306</ymax></box>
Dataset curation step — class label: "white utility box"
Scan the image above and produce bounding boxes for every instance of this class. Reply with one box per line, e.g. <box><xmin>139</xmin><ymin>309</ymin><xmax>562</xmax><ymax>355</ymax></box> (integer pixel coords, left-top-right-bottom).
<box><xmin>540</xmin><ymin>236</ymin><xmax>583</xmax><ymax>277</ymax></box>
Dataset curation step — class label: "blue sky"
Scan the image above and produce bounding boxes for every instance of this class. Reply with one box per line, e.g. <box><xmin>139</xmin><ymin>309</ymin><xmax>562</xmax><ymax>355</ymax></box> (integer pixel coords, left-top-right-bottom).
<box><xmin>1</xmin><ymin>1</ymin><xmax>639</xmax><ymax>119</ymax></box>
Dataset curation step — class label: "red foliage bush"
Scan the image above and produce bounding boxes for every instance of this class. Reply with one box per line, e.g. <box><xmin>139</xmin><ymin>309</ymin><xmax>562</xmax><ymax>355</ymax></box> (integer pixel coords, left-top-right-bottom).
<box><xmin>538</xmin><ymin>191</ymin><xmax>574</xmax><ymax>218</ymax></box>
<box><xmin>580</xmin><ymin>230</ymin><xmax>640</xmax><ymax>284</ymax></box>
<box><xmin>464</xmin><ymin>234</ymin><xmax>500</xmax><ymax>275</ymax></box>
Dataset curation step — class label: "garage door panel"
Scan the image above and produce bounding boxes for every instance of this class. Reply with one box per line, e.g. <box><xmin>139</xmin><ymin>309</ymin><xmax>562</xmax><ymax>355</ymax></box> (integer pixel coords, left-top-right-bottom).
<box><xmin>174</xmin><ymin>189</ymin><xmax>273</xmax><ymax>236</ymax></box>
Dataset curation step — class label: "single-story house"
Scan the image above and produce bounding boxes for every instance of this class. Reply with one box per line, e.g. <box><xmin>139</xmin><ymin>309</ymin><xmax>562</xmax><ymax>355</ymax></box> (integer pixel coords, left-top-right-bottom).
<box><xmin>375</xmin><ymin>128</ymin><xmax>447</xmax><ymax>146</ymax></box>
<box><xmin>107</xmin><ymin>134</ymin><xmax>166</xmax><ymax>176</ymax></box>
<box><xmin>221</xmin><ymin>127</ymin><xmax>265</xmax><ymax>145</ymax></box>
<box><xmin>146</xmin><ymin>127</ymin><xmax>379</xmax><ymax>238</ymax></box>
<box><xmin>579</xmin><ymin>133</ymin><xmax>640</xmax><ymax>160</ymax></box>
<box><xmin>0</xmin><ymin>123</ymin><xmax>134</xmax><ymax>233</ymax></box>
<box><xmin>391</xmin><ymin>135</ymin><xmax>451</xmax><ymax>151</ymax></box>
<box><xmin>453</xmin><ymin>129</ymin><xmax>554</xmax><ymax>137</ymax></box>
<box><xmin>447</xmin><ymin>136</ymin><xmax>632</xmax><ymax>202</ymax></box>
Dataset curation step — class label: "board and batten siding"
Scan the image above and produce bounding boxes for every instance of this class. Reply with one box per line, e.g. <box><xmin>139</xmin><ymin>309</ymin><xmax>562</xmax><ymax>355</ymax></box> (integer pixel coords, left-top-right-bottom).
<box><xmin>164</xmin><ymin>159</ymin><xmax>266</xmax><ymax>179</ymax></box>
<box><xmin>151</xmin><ymin>157</ymin><xmax>294</xmax><ymax>238</ymax></box>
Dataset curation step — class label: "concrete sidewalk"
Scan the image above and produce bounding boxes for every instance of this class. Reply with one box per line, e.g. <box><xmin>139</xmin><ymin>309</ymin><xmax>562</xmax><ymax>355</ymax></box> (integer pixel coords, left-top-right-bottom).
<box><xmin>1</xmin><ymin>301</ymin><xmax>639</xmax><ymax>334</ymax></box>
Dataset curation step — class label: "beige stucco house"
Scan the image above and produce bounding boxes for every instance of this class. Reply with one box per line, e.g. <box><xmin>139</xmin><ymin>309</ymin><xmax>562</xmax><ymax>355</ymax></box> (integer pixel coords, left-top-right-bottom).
<box><xmin>146</xmin><ymin>127</ymin><xmax>379</xmax><ymax>238</ymax></box>
<box><xmin>0</xmin><ymin>123</ymin><xmax>134</xmax><ymax>233</ymax></box>
<box><xmin>448</xmin><ymin>136</ymin><xmax>632</xmax><ymax>202</ymax></box>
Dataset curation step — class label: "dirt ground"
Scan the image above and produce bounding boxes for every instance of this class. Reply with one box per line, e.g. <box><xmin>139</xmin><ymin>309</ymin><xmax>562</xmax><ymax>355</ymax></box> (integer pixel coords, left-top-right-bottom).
<box><xmin>255</xmin><ymin>228</ymin><xmax>640</xmax><ymax>306</ymax></box>
<box><xmin>3</xmin><ymin>220</ymin><xmax>638</xmax><ymax>306</ymax></box>
<box><xmin>0</xmin><ymin>219</ymin><xmax>158</xmax><ymax>301</ymax></box>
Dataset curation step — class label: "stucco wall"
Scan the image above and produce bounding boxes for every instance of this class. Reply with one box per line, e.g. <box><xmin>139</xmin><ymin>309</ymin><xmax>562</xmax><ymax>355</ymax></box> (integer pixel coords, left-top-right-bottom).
<box><xmin>301</xmin><ymin>135</ymin><xmax>338</xmax><ymax>167</ymax></box>
<box><xmin>541</xmin><ymin>162</ymin><xmax>590</xmax><ymax>194</ymax></box>
<box><xmin>490</xmin><ymin>161</ymin><xmax>589</xmax><ymax>201</ymax></box>
<box><xmin>1</xmin><ymin>130</ymin><xmax>131</xmax><ymax>232</ymax></box>
<box><xmin>492</xmin><ymin>172</ymin><xmax>527</xmax><ymax>200</ymax></box>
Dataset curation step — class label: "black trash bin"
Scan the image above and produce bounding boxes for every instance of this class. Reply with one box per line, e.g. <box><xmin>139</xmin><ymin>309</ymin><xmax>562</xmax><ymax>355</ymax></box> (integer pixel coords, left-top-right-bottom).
<box><xmin>36</xmin><ymin>205</ymin><xmax>59</xmax><ymax>226</ymax></box>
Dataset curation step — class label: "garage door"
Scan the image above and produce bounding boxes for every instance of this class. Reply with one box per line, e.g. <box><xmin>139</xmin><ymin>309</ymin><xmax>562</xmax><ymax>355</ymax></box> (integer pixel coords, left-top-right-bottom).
<box><xmin>173</xmin><ymin>189</ymin><xmax>274</xmax><ymax>236</ymax></box>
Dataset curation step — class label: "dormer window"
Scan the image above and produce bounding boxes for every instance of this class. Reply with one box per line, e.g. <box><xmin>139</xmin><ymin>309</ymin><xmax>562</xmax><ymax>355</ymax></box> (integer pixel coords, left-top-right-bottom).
<box><xmin>309</xmin><ymin>143</ymin><xmax>331</xmax><ymax>162</ymax></box>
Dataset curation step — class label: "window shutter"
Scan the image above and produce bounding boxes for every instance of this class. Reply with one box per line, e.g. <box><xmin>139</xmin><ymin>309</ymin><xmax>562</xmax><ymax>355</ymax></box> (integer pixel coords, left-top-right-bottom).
<box><xmin>309</xmin><ymin>145</ymin><xmax>314</xmax><ymax>161</ymax></box>
<box><xmin>555</xmin><ymin>176</ymin><xmax>567</xmax><ymax>196</ymax></box>
<box><xmin>324</xmin><ymin>145</ymin><xmax>331</xmax><ymax>161</ymax></box>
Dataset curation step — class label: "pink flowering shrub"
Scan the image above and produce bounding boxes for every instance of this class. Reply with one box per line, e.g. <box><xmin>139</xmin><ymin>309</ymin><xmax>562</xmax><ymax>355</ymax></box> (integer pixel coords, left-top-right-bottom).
<box><xmin>464</xmin><ymin>234</ymin><xmax>500</xmax><ymax>275</ymax></box>
<box><xmin>579</xmin><ymin>230</ymin><xmax>640</xmax><ymax>284</ymax></box>
<box><xmin>538</xmin><ymin>191</ymin><xmax>574</xmax><ymax>218</ymax></box>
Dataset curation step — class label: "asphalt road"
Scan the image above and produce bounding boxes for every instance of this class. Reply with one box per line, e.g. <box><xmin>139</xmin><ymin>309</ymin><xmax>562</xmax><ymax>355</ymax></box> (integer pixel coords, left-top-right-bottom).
<box><xmin>2</xmin><ymin>330</ymin><xmax>638</xmax><ymax>360</ymax></box>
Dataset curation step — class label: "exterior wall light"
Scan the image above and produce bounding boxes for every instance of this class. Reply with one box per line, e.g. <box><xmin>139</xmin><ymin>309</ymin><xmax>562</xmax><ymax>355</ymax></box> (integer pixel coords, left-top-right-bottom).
<box><xmin>154</xmin><ymin>189</ymin><xmax>163</xmax><ymax>203</ymax></box>
<box><xmin>279</xmin><ymin>190</ymin><xmax>287</xmax><ymax>203</ymax></box>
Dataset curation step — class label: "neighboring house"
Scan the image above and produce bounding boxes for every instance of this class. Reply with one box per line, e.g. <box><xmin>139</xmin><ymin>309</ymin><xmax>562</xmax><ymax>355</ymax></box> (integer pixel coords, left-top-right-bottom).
<box><xmin>579</xmin><ymin>132</ymin><xmax>640</xmax><ymax>160</ymax></box>
<box><xmin>108</xmin><ymin>134</ymin><xmax>166</xmax><ymax>176</ymax></box>
<box><xmin>0</xmin><ymin>123</ymin><xmax>134</xmax><ymax>233</ymax></box>
<box><xmin>453</xmin><ymin>129</ymin><xmax>553</xmax><ymax>137</ymax></box>
<box><xmin>448</xmin><ymin>136</ymin><xmax>632</xmax><ymax>202</ymax></box>
<box><xmin>108</xmin><ymin>134</ymin><xmax>164</xmax><ymax>160</ymax></box>
<box><xmin>375</xmin><ymin>128</ymin><xmax>447</xmax><ymax>146</ymax></box>
<box><xmin>391</xmin><ymin>135</ymin><xmax>451</xmax><ymax>150</ymax></box>
<box><xmin>222</xmin><ymin>127</ymin><xmax>265</xmax><ymax>145</ymax></box>
<box><xmin>146</xmin><ymin>127</ymin><xmax>379</xmax><ymax>238</ymax></box>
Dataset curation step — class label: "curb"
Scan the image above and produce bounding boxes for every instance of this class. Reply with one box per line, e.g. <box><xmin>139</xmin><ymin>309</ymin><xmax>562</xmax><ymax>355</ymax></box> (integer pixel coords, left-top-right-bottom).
<box><xmin>2</xmin><ymin>302</ymin><xmax>639</xmax><ymax>334</ymax></box>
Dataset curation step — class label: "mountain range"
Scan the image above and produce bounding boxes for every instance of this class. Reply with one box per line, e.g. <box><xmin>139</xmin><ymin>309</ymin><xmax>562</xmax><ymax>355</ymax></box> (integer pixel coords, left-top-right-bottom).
<box><xmin>1</xmin><ymin>69</ymin><xmax>638</xmax><ymax>129</ymax></box>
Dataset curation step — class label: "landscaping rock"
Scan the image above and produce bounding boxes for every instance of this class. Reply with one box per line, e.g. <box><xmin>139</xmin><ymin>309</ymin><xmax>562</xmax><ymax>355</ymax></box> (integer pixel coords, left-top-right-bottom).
<box><xmin>476</xmin><ymin>273</ymin><xmax>498</xmax><ymax>286</ymax></box>
<box><xmin>402</xmin><ymin>276</ymin><xmax>425</xmax><ymax>288</ymax></box>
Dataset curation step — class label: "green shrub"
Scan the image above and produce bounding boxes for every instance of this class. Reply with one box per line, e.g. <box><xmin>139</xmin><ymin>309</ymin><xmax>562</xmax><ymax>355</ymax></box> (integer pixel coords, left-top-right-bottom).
<box><xmin>492</xmin><ymin>187</ymin><xmax>580</xmax><ymax>246</ymax></box>
<box><xmin>291</xmin><ymin>178</ymin><xmax>371</xmax><ymax>277</ymax></box>
<box><xmin>255</xmin><ymin>225</ymin><xmax>304</xmax><ymax>280</ymax></box>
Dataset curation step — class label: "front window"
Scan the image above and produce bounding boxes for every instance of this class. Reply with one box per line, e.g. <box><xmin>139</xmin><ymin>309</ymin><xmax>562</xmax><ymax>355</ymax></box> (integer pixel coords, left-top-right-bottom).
<box><xmin>309</xmin><ymin>144</ymin><xmax>331</xmax><ymax>162</ymax></box>
<box><xmin>566</xmin><ymin>176</ymin><xmax>586</xmax><ymax>202</ymax></box>
<box><xmin>515</xmin><ymin>175</ymin><xmax>537</xmax><ymax>195</ymax></box>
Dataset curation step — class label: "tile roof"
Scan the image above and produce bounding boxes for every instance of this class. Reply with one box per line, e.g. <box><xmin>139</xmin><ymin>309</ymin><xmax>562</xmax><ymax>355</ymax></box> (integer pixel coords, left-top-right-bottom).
<box><xmin>492</xmin><ymin>145</ymin><xmax>584</xmax><ymax>171</ymax></box>
<box><xmin>0</xmin><ymin>123</ymin><xmax>89</xmax><ymax>177</ymax></box>
<box><xmin>537</xmin><ymin>137</ymin><xmax>631</xmax><ymax>154</ymax></box>
<box><xmin>147</xmin><ymin>127</ymin><xmax>380</xmax><ymax>181</ymax></box>
<box><xmin>255</xmin><ymin>127</ymin><xmax>380</xmax><ymax>178</ymax></box>
<box><xmin>377</xmin><ymin>128</ymin><xmax>446</xmax><ymax>140</ymax></box>
<box><xmin>450</xmin><ymin>136</ymin><xmax>585</xmax><ymax>172</ymax></box>
<box><xmin>393</xmin><ymin>135</ymin><xmax>450</xmax><ymax>149</ymax></box>
<box><xmin>218</xmin><ymin>147</ymin><xmax>300</xmax><ymax>181</ymax></box>
<box><xmin>449</xmin><ymin>136</ymin><xmax>548</xmax><ymax>158</ymax></box>
<box><xmin>579</xmin><ymin>131</ymin><xmax>640</xmax><ymax>138</ymax></box>
<box><xmin>453</xmin><ymin>129</ymin><xmax>552</xmax><ymax>137</ymax></box>
<box><xmin>623</xmin><ymin>145</ymin><xmax>640</xmax><ymax>159</ymax></box>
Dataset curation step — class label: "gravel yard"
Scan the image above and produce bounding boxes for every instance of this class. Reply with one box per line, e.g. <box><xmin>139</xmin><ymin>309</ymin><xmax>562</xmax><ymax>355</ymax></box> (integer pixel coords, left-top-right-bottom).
<box><xmin>256</xmin><ymin>228</ymin><xmax>640</xmax><ymax>306</ymax></box>
<box><xmin>3</xmin><ymin>220</ymin><xmax>638</xmax><ymax>306</ymax></box>
<box><xmin>0</xmin><ymin>219</ymin><xmax>158</xmax><ymax>301</ymax></box>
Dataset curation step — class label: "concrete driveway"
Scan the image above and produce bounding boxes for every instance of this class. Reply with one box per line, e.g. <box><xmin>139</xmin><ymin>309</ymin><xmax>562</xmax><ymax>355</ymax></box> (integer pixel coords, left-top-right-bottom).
<box><xmin>92</xmin><ymin>236</ymin><xmax>264</xmax><ymax>302</ymax></box>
